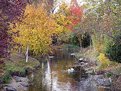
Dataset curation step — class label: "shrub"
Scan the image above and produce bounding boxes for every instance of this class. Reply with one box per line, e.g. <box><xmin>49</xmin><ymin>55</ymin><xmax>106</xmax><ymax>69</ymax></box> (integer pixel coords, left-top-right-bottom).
<box><xmin>105</xmin><ymin>43</ymin><xmax>121</xmax><ymax>62</ymax></box>
<box><xmin>98</xmin><ymin>53</ymin><xmax>111</xmax><ymax>69</ymax></box>
<box><xmin>105</xmin><ymin>34</ymin><xmax>121</xmax><ymax>63</ymax></box>
<box><xmin>92</xmin><ymin>34</ymin><xmax>105</xmax><ymax>53</ymax></box>
<box><xmin>69</xmin><ymin>34</ymin><xmax>80</xmax><ymax>47</ymax></box>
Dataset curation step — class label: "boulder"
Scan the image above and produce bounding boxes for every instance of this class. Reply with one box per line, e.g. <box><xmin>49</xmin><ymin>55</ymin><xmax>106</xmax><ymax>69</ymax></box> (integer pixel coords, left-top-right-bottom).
<box><xmin>70</xmin><ymin>53</ymin><xmax>76</xmax><ymax>57</ymax></box>
<box><xmin>94</xmin><ymin>75</ymin><xmax>111</xmax><ymax>86</ymax></box>
<box><xmin>97</xmin><ymin>78</ymin><xmax>111</xmax><ymax>86</ymax></box>
<box><xmin>19</xmin><ymin>82</ymin><xmax>29</xmax><ymax>87</ymax></box>
<box><xmin>4</xmin><ymin>86</ymin><xmax>16</xmax><ymax>91</ymax></box>
<box><xmin>112</xmin><ymin>75</ymin><xmax>121</xmax><ymax>90</ymax></box>
<box><xmin>4</xmin><ymin>81</ymin><xmax>29</xmax><ymax>91</ymax></box>
<box><xmin>13</xmin><ymin>76</ymin><xmax>29</xmax><ymax>83</ymax></box>
<box><xmin>79</xmin><ymin>58</ymin><xmax>84</xmax><ymax>62</ymax></box>
<box><xmin>67</xmin><ymin>68</ymin><xmax>75</xmax><ymax>73</ymax></box>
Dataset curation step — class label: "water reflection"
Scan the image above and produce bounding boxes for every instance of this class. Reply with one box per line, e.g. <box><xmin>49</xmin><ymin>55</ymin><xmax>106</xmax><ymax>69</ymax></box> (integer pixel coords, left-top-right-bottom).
<box><xmin>42</xmin><ymin>59</ymin><xmax>78</xmax><ymax>91</ymax></box>
<box><xmin>28</xmin><ymin>58</ymin><xmax>110</xmax><ymax>91</ymax></box>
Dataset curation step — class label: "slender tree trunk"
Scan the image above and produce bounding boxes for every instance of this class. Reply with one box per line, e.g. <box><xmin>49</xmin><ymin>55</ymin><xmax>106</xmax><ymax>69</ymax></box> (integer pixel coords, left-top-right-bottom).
<box><xmin>18</xmin><ymin>46</ymin><xmax>22</xmax><ymax>54</ymax></box>
<box><xmin>25</xmin><ymin>45</ymin><xmax>29</xmax><ymax>62</ymax></box>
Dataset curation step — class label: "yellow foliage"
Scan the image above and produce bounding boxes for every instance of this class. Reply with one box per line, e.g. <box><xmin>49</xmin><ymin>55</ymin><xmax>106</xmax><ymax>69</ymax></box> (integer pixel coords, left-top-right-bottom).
<box><xmin>51</xmin><ymin>3</ymin><xmax>71</xmax><ymax>30</ymax></box>
<box><xmin>95</xmin><ymin>43</ymin><xmax>104</xmax><ymax>53</ymax></box>
<box><xmin>51</xmin><ymin>3</ymin><xmax>72</xmax><ymax>43</ymax></box>
<box><xmin>10</xmin><ymin>5</ymin><xmax>62</xmax><ymax>54</ymax></box>
<box><xmin>98</xmin><ymin>53</ymin><xmax>111</xmax><ymax>69</ymax></box>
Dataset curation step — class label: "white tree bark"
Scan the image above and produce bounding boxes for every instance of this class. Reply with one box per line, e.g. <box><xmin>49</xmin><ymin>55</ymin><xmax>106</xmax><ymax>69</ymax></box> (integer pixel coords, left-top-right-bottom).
<box><xmin>25</xmin><ymin>45</ymin><xmax>29</xmax><ymax>63</ymax></box>
<box><xmin>18</xmin><ymin>46</ymin><xmax>22</xmax><ymax>54</ymax></box>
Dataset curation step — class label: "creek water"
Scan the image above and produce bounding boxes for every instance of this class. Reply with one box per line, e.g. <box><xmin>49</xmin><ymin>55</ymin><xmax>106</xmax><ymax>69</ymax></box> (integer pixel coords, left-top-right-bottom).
<box><xmin>28</xmin><ymin>57</ymin><xmax>111</xmax><ymax>91</ymax></box>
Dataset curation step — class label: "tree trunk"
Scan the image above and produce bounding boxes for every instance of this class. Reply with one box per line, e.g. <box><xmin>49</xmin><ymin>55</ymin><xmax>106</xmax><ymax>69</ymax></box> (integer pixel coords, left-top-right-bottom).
<box><xmin>25</xmin><ymin>45</ymin><xmax>29</xmax><ymax>62</ymax></box>
<box><xmin>18</xmin><ymin>46</ymin><xmax>22</xmax><ymax>54</ymax></box>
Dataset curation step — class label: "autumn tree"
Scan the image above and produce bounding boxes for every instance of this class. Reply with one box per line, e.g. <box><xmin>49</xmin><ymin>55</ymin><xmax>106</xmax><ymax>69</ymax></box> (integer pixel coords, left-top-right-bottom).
<box><xmin>0</xmin><ymin>0</ymin><xmax>27</xmax><ymax>76</ymax></box>
<box><xmin>52</xmin><ymin>0</ymin><xmax>83</xmax><ymax>44</ymax></box>
<box><xmin>51</xmin><ymin>3</ymin><xmax>72</xmax><ymax>43</ymax></box>
<box><xmin>11</xmin><ymin>5</ymin><xmax>60</xmax><ymax>62</ymax></box>
<box><xmin>0</xmin><ymin>0</ymin><xmax>27</xmax><ymax>57</ymax></box>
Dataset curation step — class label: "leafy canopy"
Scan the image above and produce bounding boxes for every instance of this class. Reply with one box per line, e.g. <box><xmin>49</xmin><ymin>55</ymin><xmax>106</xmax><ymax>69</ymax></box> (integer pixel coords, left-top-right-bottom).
<box><xmin>11</xmin><ymin>5</ymin><xmax>61</xmax><ymax>55</ymax></box>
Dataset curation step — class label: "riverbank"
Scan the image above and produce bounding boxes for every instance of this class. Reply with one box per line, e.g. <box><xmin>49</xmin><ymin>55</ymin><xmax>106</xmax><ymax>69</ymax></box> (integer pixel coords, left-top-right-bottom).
<box><xmin>73</xmin><ymin>47</ymin><xmax>121</xmax><ymax>91</ymax></box>
<box><xmin>1</xmin><ymin>46</ymin><xmax>121</xmax><ymax>91</ymax></box>
<box><xmin>0</xmin><ymin>53</ymin><xmax>40</xmax><ymax>91</ymax></box>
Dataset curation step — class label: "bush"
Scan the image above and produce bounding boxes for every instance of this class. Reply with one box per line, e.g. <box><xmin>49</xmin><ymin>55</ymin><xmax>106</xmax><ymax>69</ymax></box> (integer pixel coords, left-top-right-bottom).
<box><xmin>105</xmin><ymin>43</ymin><xmax>121</xmax><ymax>62</ymax></box>
<box><xmin>69</xmin><ymin>34</ymin><xmax>80</xmax><ymax>47</ymax></box>
<box><xmin>105</xmin><ymin>34</ymin><xmax>121</xmax><ymax>63</ymax></box>
<box><xmin>98</xmin><ymin>53</ymin><xmax>111</xmax><ymax>69</ymax></box>
<box><xmin>69</xmin><ymin>32</ymin><xmax>91</xmax><ymax>48</ymax></box>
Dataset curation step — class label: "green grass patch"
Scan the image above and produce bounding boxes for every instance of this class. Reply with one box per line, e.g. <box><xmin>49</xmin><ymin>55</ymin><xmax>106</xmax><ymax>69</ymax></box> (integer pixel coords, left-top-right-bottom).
<box><xmin>5</xmin><ymin>59</ymin><xmax>39</xmax><ymax>75</ymax></box>
<box><xmin>3</xmin><ymin>53</ymin><xmax>40</xmax><ymax>83</ymax></box>
<box><xmin>2</xmin><ymin>71</ymin><xmax>11</xmax><ymax>83</ymax></box>
<box><xmin>5</xmin><ymin>61</ymin><xmax>25</xmax><ymax>74</ymax></box>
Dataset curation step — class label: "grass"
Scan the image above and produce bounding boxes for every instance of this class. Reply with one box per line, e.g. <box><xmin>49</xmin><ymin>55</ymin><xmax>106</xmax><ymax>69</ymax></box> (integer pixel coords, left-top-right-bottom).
<box><xmin>2</xmin><ymin>71</ymin><xmax>11</xmax><ymax>83</ymax></box>
<box><xmin>75</xmin><ymin>47</ymin><xmax>98</xmax><ymax>62</ymax></box>
<box><xmin>1</xmin><ymin>53</ymin><xmax>40</xmax><ymax>83</ymax></box>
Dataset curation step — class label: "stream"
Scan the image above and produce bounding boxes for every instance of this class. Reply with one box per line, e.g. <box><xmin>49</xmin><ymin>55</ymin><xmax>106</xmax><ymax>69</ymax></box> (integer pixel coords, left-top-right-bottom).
<box><xmin>28</xmin><ymin>57</ymin><xmax>111</xmax><ymax>91</ymax></box>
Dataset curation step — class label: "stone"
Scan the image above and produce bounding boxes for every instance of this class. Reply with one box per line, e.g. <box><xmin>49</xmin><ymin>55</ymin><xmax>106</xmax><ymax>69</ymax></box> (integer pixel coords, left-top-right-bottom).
<box><xmin>3</xmin><ymin>79</ymin><xmax>29</xmax><ymax>91</ymax></box>
<box><xmin>116</xmin><ymin>76</ymin><xmax>121</xmax><ymax>83</ymax></box>
<box><xmin>13</xmin><ymin>76</ymin><xmax>29</xmax><ymax>83</ymax></box>
<box><xmin>79</xmin><ymin>58</ymin><xmax>84</xmax><ymax>62</ymax></box>
<box><xmin>19</xmin><ymin>82</ymin><xmax>29</xmax><ymax>87</ymax></box>
<box><xmin>112</xmin><ymin>75</ymin><xmax>121</xmax><ymax>90</ymax></box>
<box><xmin>70</xmin><ymin>53</ymin><xmax>75</xmax><ymax>55</ymax></box>
<box><xmin>94</xmin><ymin>76</ymin><xmax>111</xmax><ymax>86</ymax></box>
<box><xmin>94</xmin><ymin>75</ymin><xmax>104</xmax><ymax>80</ymax></box>
<box><xmin>4</xmin><ymin>86</ymin><xmax>17</xmax><ymax>91</ymax></box>
<box><xmin>67</xmin><ymin>68</ymin><xmax>75</xmax><ymax>73</ymax></box>
<box><xmin>80</xmin><ymin>62</ymin><xmax>85</xmax><ymax>65</ymax></box>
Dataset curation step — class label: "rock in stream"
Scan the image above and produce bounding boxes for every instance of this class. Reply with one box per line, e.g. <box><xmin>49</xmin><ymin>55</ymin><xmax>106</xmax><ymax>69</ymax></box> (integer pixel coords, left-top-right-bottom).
<box><xmin>3</xmin><ymin>76</ymin><xmax>29</xmax><ymax>91</ymax></box>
